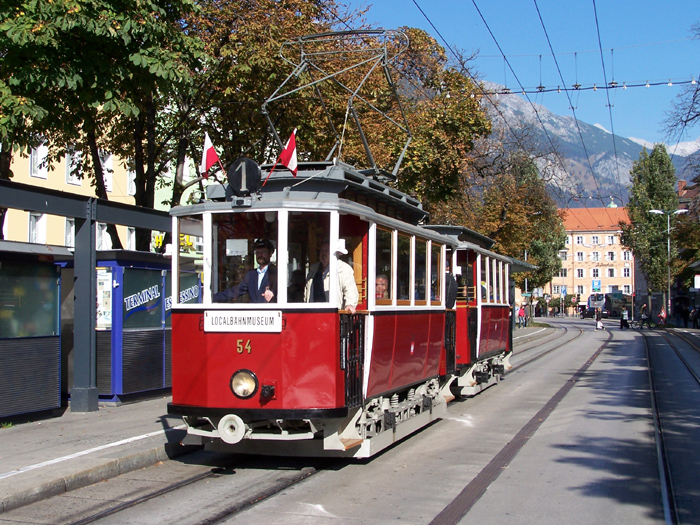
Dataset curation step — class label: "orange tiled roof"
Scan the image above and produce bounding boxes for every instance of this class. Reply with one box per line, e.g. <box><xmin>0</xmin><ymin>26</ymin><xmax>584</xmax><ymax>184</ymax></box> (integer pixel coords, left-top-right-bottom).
<box><xmin>559</xmin><ymin>207</ymin><xmax>629</xmax><ymax>232</ymax></box>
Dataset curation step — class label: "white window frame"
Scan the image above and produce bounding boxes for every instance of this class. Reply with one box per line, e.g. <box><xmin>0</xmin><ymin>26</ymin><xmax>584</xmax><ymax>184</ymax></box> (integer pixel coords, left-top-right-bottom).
<box><xmin>592</xmin><ymin>268</ymin><xmax>600</xmax><ymax>278</ymax></box>
<box><xmin>576</xmin><ymin>236</ymin><xmax>584</xmax><ymax>245</ymax></box>
<box><xmin>65</xmin><ymin>151</ymin><xmax>82</xmax><ymax>186</ymax></box>
<box><xmin>623</xmin><ymin>268</ymin><xmax>631</xmax><ymax>278</ymax></box>
<box><xmin>29</xmin><ymin>212</ymin><xmax>46</xmax><ymax>244</ymax></box>
<box><xmin>65</xmin><ymin>218</ymin><xmax>75</xmax><ymax>248</ymax></box>
<box><xmin>592</xmin><ymin>235</ymin><xmax>599</xmax><ymax>245</ymax></box>
<box><xmin>577</xmin><ymin>268</ymin><xmax>584</xmax><ymax>278</ymax></box>
<box><xmin>29</xmin><ymin>143</ymin><xmax>49</xmax><ymax>179</ymax></box>
<box><xmin>576</xmin><ymin>252</ymin><xmax>584</xmax><ymax>262</ymax></box>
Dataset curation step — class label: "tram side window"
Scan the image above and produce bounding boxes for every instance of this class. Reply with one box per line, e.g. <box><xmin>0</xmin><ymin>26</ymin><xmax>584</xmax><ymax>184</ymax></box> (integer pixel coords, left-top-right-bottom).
<box><xmin>376</xmin><ymin>229</ymin><xmax>393</xmax><ymax>304</ymax></box>
<box><xmin>481</xmin><ymin>256</ymin><xmax>489</xmax><ymax>302</ymax></box>
<box><xmin>397</xmin><ymin>233</ymin><xmax>411</xmax><ymax>303</ymax></box>
<box><xmin>178</xmin><ymin>215</ymin><xmax>204</xmax><ymax>304</ymax></box>
<box><xmin>430</xmin><ymin>243</ymin><xmax>441</xmax><ymax>305</ymax></box>
<box><xmin>212</xmin><ymin>212</ymin><xmax>278</xmax><ymax>304</ymax></box>
<box><xmin>287</xmin><ymin>212</ymin><xmax>331</xmax><ymax>304</ymax></box>
<box><xmin>415</xmin><ymin>238</ymin><xmax>427</xmax><ymax>303</ymax></box>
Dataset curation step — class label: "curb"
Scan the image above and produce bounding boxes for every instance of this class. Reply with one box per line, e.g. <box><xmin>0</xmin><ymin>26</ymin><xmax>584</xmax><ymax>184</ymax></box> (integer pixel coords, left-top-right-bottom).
<box><xmin>0</xmin><ymin>441</ymin><xmax>200</xmax><ymax>514</ymax></box>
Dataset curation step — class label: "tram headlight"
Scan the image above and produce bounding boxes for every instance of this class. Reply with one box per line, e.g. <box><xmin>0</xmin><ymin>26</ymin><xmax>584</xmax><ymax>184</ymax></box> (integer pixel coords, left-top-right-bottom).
<box><xmin>230</xmin><ymin>369</ymin><xmax>258</xmax><ymax>399</ymax></box>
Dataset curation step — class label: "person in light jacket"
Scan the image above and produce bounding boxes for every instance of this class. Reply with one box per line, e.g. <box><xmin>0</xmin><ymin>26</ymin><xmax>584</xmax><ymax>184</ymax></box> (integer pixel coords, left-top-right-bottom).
<box><xmin>305</xmin><ymin>240</ymin><xmax>358</xmax><ymax>314</ymax></box>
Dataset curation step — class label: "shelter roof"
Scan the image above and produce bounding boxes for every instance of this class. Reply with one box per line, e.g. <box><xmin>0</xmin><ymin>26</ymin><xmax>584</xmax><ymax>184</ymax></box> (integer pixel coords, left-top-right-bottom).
<box><xmin>559</xmin><ymin>207</ymin><xmax>629</xmax><ymax>233</ymax></box>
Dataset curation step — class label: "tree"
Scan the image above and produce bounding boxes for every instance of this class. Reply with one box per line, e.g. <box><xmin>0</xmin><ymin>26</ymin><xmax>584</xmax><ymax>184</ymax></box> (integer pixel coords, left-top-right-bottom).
<box><xmin>432</xmin><ymin>149</ymin><xmax>566</xmax><ymax>289</ymax></box>
<box><xmin>0</xmin><ymin>0</ymin><xmax>204</xmax><ymax>247</ymax></box>
<box><xmin>619</xmin><ymin>144</ymin><xmax>680</xmax><ymax>306</ymax></box>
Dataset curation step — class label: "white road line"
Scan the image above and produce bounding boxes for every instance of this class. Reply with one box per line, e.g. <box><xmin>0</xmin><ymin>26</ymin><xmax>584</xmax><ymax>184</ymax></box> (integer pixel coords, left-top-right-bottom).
<box><xmin>0</xmin><ymin>425</ymin><xmax>185</xmax><ymax>480</ymax></box>
<box><xmin>513</xmin><ymin>327</ymin><xmax>547</xmax><ymax>340</ymax></box>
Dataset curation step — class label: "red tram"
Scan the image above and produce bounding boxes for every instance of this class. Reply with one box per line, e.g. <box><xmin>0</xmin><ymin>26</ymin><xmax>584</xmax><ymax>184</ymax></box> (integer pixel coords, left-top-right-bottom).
<box><xmin>167</xmin><ymin>161</ymin><xmax>524</xmax><ymax>458</ymax></box>
<box><xmin>167</xmin><ymin>29</ymin><xmax>528</xmax><ymax>457</ymax></box>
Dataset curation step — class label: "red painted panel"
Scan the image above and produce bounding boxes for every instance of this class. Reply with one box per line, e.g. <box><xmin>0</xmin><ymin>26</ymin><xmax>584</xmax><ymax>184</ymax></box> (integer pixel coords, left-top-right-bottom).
<box><xmin>171</xmin><ymin>311</ymin><xmax>343</xmax><ymax>410</ymax></box>
<box><xmin>478</xmin><ymin>306</ymin><xmax>510</xmax><ymax>358</ymax></box>
<box><xmin>455</xmin><ymin>304</ymin><xmax>471</xmax><ymax>365</ymax></box>
<box><xmin>367</xmin><ymin>312</ymin><xmax>444</xmax><ymax>398</ymax></box>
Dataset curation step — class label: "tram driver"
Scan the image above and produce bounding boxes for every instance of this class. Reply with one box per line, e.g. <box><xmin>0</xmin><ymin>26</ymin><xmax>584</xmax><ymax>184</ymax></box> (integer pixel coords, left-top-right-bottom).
<box><xmin>305</xmin><ymin>240</ymin><xmax>358</xmax><ymax>314</ymax></box>
<box><xmin>214</xmin><ymin>239</ymin><xmax>277</xmax><ymax>303</ymax></box>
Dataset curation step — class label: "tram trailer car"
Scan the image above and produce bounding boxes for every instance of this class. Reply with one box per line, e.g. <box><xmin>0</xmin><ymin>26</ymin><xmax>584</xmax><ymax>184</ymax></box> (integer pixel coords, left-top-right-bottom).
<box><xmin>167</xmin><ymin>161</ymin><xmax>521</xmax><ymax>458</ymax></box>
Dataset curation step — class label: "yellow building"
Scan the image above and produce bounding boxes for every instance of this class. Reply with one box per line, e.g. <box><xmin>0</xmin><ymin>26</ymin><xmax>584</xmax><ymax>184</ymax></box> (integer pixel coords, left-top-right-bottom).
<box><xmin>3</xmin><ymin>145</ymin><xmax>137</xmax><ymax>248</ymax></box>
<box><xmin>551</xmin><ymin>206</ymin><xmax>634</xmax><ymax>302</ymax></box>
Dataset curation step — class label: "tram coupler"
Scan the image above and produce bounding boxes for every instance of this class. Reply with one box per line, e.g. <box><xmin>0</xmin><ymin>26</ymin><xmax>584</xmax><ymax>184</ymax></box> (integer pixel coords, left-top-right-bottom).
<box><xmin>474</xmin><ymin>371</ymin><xmax>490</xmax><ymax>384</ymax></box>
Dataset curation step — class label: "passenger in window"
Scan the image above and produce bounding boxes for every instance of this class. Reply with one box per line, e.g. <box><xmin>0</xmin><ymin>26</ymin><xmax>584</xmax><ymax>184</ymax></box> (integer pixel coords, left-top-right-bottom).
<box><xmin>305</xmin><ymin>240</ymin><xmax>358</xmax><ymax>313</ymax></box>
<box><xmin>214</xmin><ymin>239</ymin><xmax>277</xmax><ymax>303</ymax></box>
<box><xmin>375</xmin><ymin>274</ymin><xmax>389</xmax><ymax>299</ymax></box>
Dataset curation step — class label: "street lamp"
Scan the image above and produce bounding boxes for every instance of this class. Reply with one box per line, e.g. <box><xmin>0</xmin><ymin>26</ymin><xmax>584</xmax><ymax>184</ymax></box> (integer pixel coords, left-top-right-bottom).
<box><xmin>649</xmin><ymin>208</ymin><xmax>688</xmax><ymax>318</ymax></box>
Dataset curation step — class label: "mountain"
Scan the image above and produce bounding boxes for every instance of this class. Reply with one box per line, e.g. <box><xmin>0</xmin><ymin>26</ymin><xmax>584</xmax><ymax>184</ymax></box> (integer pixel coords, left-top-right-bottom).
<box><xmin>483</xmin><ymin>84</ymin><xmax>696</xmax><ymax>207</ymax></box>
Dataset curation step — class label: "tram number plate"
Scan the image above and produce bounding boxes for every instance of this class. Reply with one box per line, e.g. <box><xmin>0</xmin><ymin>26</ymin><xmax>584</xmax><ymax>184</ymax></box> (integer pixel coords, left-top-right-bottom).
<box><xmin>203</xmin><ymin>310</ymin><xmax>282</xmax><ymax>333</ymax></box>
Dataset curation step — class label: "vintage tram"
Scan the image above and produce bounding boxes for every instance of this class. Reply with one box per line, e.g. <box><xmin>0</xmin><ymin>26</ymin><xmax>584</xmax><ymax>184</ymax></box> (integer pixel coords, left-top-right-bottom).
<box><xmin>167</xmin><ymin>160</ymin><xmax>521</xmax><ymax>458</ymax></box>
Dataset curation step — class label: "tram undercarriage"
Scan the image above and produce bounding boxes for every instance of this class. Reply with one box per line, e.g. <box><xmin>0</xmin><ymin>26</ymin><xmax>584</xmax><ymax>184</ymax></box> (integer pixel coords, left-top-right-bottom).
<box><xmin>450</xmin><ymin>352</ymin><xmax>512</xmax><ymax>397</ymax></box>
<box><xmin>180</xmin><ymin>378</ymin><xmax>446</xmax><ymax>458</ymax></box>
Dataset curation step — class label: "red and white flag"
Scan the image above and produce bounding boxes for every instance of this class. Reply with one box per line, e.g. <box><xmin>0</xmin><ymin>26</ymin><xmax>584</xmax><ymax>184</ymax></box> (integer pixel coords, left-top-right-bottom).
<box><xmin>199</xmin><ymin>132</ymin><xmax>220</xmax><ymax>178</ymax></box>
<box><xmin>278</xmin><ymin>129</ymin><xmax>297</xmax><ymax>176</ymax></box>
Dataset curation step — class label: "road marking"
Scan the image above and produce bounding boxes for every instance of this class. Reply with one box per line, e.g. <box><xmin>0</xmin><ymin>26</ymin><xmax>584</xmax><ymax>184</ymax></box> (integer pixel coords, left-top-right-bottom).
<box><xmin>0</xmin><ymin>425</ymin><xmax>185</xmax><ymax>480</ymax></box>
<box><xmin>513</xmin><ymin>327</ymin><xmax>547</xmax><ymax>340</ymax></box>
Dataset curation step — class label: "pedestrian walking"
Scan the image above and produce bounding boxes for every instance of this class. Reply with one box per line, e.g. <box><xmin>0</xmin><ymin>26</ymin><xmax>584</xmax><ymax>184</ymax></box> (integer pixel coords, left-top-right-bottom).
<box><xmin>640</xmin><ymin>304</ymin><xmax>651</xmax><ymax>329</ymax></box>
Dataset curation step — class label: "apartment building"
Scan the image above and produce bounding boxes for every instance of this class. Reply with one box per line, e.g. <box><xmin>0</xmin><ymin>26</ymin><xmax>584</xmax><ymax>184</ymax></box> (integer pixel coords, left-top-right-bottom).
<box><xmin>550</xmin><ymin>206</ymin><xmax>634</xmax><ymax>301</ymax></box>
<box><xmin>2</xmin><ymin>144</ymin><xmax>139</xmax><ymax>249</ymax></box>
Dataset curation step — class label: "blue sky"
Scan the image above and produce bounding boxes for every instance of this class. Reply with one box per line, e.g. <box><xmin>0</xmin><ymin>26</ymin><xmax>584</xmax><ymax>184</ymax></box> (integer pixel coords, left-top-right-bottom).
<box><xmin>348</xmin><ymin>0</ymin><xmax>700</xmax><ymax>145</ymax></box>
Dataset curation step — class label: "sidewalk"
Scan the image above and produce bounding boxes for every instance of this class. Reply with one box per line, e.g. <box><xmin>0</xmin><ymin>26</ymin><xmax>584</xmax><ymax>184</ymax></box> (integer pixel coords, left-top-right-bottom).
<box><xmin>0</xmin><ymin>396</ymin><xmax>196</xmax><ymax>513</ymax></box>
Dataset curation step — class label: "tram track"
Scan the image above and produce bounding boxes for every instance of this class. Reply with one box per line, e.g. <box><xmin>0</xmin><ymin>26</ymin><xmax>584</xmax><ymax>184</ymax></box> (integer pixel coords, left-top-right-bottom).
<box><xmin>510</xmin><ymin>325</ymin><xmax>584</xmax><ymax>372</ymax></box>
<box><xmin>640</xmin><ymin>328</ymin><xmax>700</xmax><ymax>524</ymax></box>
<box><xmin>65</xmin><ymin>456</ymin><xmax>333</xmax><ymax>525</ymax></box>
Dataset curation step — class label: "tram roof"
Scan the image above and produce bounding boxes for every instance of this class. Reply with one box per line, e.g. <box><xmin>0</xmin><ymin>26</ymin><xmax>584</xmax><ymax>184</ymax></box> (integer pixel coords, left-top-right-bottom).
<box><xmin>174</xmin><ymin>160</ymin><xmax>428</xmax><ymax>226</ymax></box>
<box><xmin>421</xmin><ymin>225</ymin><xmax>535</xmax><ymax>273</ymax></box>
<box><xmin>421</xmin><ymin>225</ymin><xmax>496</xmax><ymax>250</ymax></box>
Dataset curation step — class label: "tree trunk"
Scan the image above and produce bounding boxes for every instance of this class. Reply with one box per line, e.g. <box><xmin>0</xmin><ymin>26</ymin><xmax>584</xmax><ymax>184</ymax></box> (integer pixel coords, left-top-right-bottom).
<box><xmin>0</xmin><ymin>141</ymin><xmax>13</xmax><ymax>240</ymax></box>
<box><xmin>86</xmin><ymin>125</ymin><xmax>123</xmax><ymax>250</ymax></box>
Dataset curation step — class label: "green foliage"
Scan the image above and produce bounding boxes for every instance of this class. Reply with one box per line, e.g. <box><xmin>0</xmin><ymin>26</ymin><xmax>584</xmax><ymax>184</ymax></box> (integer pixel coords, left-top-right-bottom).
<box><xmin>619</xmin><ymin>144</ymin><xmax>679</xmax><ymax>294</ymax></box>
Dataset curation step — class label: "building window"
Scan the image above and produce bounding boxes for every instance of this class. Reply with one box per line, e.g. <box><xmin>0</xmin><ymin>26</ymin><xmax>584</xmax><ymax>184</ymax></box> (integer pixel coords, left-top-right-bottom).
<box><xmin>623</xmin><ymin>285</ymin><xmax>631</xmax><ymax>294</ymax></box>
<box><xmin>576</xmin><ymin>236</ymin><xmax>584</xmax><ymax>245</ymax></box>
<box><xmin>65</xmin><ymin>151</ymin><xmax>81</xmax><ymax>185</ymax></box>
<box><xmin>127</xmin><ymin>227</ymin><xmax>136</xmax><ymax>250</ymax></box>
<box><xmin>65</xmin><ymin>218</ymin><xmax>75</xmax><ymax>248</ymax></box>
<box><xmin>607</xmin><ymin>235</ymin><xmax>615</xmax><ymax>245</ymax></box>
<box><xmin>565</xmin><ymin>236</ymin><xmax>570</xmax><ymax>245</ymax></box>
<box><xmin>96</xmin><ymin>223</ymin><xmax>111</xmax><ymax>250</ymax></box>
<box><xmin>100</xmin><ymin>152</ymin><xmax>113</xmax><ymax>193</ymax></box>
<box><xmin>577</xmin><ymin>268</ymin><xmax>584</xmax><ymax>278</ymax></box>
<box><xmin>592</xmin><ymin>268</ymin><xmax>599</xmax><ymax>278</ymax></box>
<box><xmin>607</xmin><ymin>268</ymin><xmax>615</xmax><ymax>278</ymax></box>
<box><xmin>558</xmin><ymin>268</ymin><xmax>568</xmax><ymax>278</ymax></box>
<box><xmin>558</xmin><ymin>250</ymin><xmax>568</xmax><ymax>260</ymax></box>
<box><xmin>29</xmin><ymin>213</ymin><xmax>46</xmax><ymax>244</ymax></box>
<box><xmin>592</xmin><ymin>235</ymin><xmax>599</xmax><ymax>245</ymax></box>
<box><xmin>127</xmin><ymin>169</ymin><xmax>136</xmax><ymax>196</ymax></box>
<box><xmin>553</xmin><ymin>285</ymin><xmax>560</xmax><ymax>294</ymax></box>
<box><xmin>591</xmin><ymin>251</ymin><xmax>600</xmax><ymax>262</ymax></box>
<box><xmin>623</xmin><ymin>251</ymin><xmax>631</xmax><ymax>261</ymax></box>
<box><xmin>577</xmin><ymin>285</ymin><xmax>585</xmax><ymax>294</ymax></box>
<box><xmin>607</xmin><ymin>251</ymin><xmax>615</xmax><ymax>261</ymax></box>
<box><xmin>29</xmin><ymin>143</ymin><xmax>48</xmax><ymax>179</ymax></box>
<box><xmin>623</xmin><ymin>268</ymin><xmax>631</xmax><ymax>278</ymax></box>
<box><xmin>576</xmin><ymin>252</ymin><xmax>584</xmax><ymax>262</ymax></box>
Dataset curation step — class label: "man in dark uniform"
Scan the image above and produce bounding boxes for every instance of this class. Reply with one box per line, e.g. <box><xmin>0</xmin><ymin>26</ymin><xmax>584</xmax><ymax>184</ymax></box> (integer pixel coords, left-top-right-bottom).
<box><xmin>215</xmin><ymin>239</ymin><xmax>277</xmax><ymax>303</ymax></box>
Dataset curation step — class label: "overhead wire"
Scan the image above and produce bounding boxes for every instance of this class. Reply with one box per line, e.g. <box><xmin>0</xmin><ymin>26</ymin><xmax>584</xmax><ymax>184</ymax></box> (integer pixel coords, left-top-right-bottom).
<box><xmin>531</xmin><ymin>0</ymin><xmax>615</xmax><ymax>228</ymax></box>
<box><xmin>592</xmin><ymin>0</ymin><xmax>625</xmax><ymax>209</ymax></box>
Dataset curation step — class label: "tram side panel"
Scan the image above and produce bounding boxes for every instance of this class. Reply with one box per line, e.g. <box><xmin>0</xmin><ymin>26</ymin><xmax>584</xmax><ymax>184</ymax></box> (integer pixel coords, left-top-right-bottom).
<box><xmin>171</xmin><ymin>310</ymin><xmax>344</xmax><ymax>410</ymax></box>
<box><xmin>479</xmin><ymin>305</ymin><xmax>510</xmax><ymax>359</ymax></box>
<box><xmin>366</xmin><ymin>312</ymin><xmax>444</xmax><ymax>398</ymax></box>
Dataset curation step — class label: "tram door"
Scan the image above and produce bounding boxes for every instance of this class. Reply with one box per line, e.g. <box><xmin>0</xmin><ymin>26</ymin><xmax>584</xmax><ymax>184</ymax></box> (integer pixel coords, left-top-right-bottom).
<box><xmin>339</xmin><ymin>215</ymin><xmax>368</xmax><ymax>407</ymax></box>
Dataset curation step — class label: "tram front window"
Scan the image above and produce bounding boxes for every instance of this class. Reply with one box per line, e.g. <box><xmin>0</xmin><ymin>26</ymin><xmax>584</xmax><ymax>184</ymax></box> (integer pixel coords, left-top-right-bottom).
<box><xmin>212</xmin><ymin>212</ymin><xmax>278</xmax><ymax>303</ymax></box>
<box><xmin>287</xmin><ymin>212</ymin><xmax>331</xmax><ymax>304</ymax></box>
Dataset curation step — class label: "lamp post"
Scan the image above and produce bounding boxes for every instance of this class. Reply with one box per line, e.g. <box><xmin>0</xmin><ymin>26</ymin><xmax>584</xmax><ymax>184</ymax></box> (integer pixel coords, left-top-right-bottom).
<box><xmin>649</xmin><ymin>208</ymin><xmax>688</xmax><ymax>318</ymax></box>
